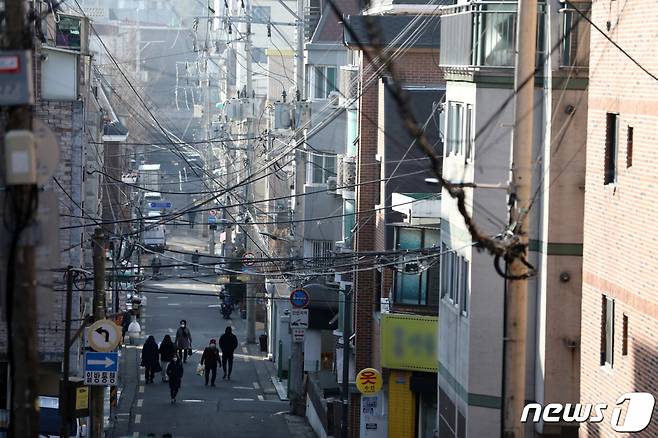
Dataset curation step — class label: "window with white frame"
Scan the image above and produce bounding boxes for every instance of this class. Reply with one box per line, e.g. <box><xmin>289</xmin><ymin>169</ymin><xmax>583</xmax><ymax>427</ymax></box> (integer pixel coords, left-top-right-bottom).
<box><xmin>446</xmin><ymin>102</ymin><xmax>465</xmax><ymax>156</ymax></box>
<box><xmin>440</xmin><ymin>245</ymin><xmax>470</xmax><ymax>316</ymax></box>
<box><xmin>307</xmin><ymin>152</ymin><xmax>337</xmax><ymax>185</ymax></box>
<box><xmin>311</xmin><ymin>65</ymin><xmax>337</xmax><ymax>99</ymax></box>
<box><xmin>465</xmin><ymin>104</ymin><xmax>474</xmax><ymax>162</ymax></box>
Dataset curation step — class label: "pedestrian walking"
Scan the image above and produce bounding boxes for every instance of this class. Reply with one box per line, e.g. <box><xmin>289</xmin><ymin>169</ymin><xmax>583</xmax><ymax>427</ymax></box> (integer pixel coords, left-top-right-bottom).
<box><xmin>192</xmin><ymin>250</ymin><xmax>200</xmax><ymax>273</ymax></box>
<box><xmin>200</xmin><ymin>339</ymin><xmax>221</xmax><ymax>386</ymax></box>
<box><xmin>219</xmin><ymin>326</ymin><xmax>238</xmax><ymax>380</ymax></box>
<box><xmin>159</xmin><ymin>335</ymin><xmax>175</xmax><ymax>382</ymax></box>
<box><xmin>141</xmin><ymin>336</ymin><xmax>161</xmax><ymax>384</ymax></box>
<box><xmin>121</xmin><ymin>310</ymin><xmax>132</xmax><ymax>341</ymax></box>
<box><xmin>152</xmin><ymin>255</ymin><xmax>161</xmax><ymax>278</ymax></box>
<box><xmin>166</xmin><ymin>354</ymin><xmax>184</xmax><ymax>403</ymax></box>
<box><xmin>175</xmin><ymin>319</ymin><xmax>193</xmax><ymax>363</ymax></box>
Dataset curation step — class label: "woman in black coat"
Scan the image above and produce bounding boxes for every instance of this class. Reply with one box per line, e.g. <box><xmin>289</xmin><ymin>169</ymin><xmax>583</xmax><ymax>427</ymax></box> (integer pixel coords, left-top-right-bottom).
<box><xmin>141</xmin><ymin>335</ymin><xmax>161</xmax><ymax>384</ymax></box>
<box><xmin>159</xmin><ymin>335</ymin><xmax>175</xmax><ymax>382</ymax></box>
<box><xmin>166</xmin><ymin>354</ymin><xmax>184</xmax><ymax>403</ymax></box>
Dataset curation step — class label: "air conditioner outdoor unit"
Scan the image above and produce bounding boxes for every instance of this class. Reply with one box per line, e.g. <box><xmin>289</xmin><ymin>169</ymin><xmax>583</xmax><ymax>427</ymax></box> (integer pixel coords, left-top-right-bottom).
<box><xmin>326</xmin><ymin>176</ymin><xmax>338</xmax><ymax>194</ymax></box>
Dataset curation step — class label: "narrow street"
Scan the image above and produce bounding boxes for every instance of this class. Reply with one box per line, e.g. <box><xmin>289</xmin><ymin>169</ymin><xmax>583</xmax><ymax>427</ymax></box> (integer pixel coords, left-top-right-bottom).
<box><xmin>111</xmin><ymin>229</ymin><xmax>314</xmax><ymax>438</ymax></box>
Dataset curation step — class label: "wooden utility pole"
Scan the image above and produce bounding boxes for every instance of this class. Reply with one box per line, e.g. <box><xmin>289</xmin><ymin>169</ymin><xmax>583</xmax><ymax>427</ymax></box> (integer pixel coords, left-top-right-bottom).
<box><xmin>4</xmin><ymin>0</ymin><xmax>39</xmax><ymax>437</ymax></box>
<box><xmin>91</xmin><ymin>229</ymin><xmax>107</xmax><ymax>438</ymax></box>
<box><xmin>503</xmin><ymin>0</ymin><xmax>538</xmax><ymax>436</ymax></box>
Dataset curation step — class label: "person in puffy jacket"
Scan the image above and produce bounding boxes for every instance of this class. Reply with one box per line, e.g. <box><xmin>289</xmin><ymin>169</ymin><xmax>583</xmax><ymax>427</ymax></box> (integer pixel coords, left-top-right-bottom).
<box><xmin>218</xmin><ymin>326</ymin><xmax>238</xmax><ymax>380</ymax></box>
<box><xmin>166</xmin><ymin>354</ymin><xmax>184</xmax><ymax>403</ymax></box>
<box><xmin>200</xmin><ymin>339</ymin><xmax>221</xmax><ymax>386</ymax></box>
<box><xmin>159</xmin><ymin>334</ymin><xmax>175</xmax><ymax>382</ymax></box>
<box><xmin>175</xmin><ymin>319</ymin><xmax>192</xmax><ymax>363</ymax></box>
<box><xmin>141</xmin><ymin>336</ymin><xmax>160</xmax><ymax>384</ymax></box>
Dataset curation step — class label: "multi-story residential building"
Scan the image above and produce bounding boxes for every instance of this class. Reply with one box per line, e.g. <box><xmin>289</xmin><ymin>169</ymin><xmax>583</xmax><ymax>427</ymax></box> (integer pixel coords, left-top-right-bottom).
<box><xmin>579</xmin><ymin>0</ymin><xmax>658</xmax><ymax>436</ymax></box>
<box><xmin>437</xmin><ymin>1</ymin><xmax>590</xmax><ymax>436</ymax></box>
<box><xmin>343</xmin><ymin>8</ymin><xmax>443</xmax><ymax>437</ymax></box>
<box><xmin>0</xmin><ymin>7</ymin><xmax>105</xmax><ymax>423</ymax></box>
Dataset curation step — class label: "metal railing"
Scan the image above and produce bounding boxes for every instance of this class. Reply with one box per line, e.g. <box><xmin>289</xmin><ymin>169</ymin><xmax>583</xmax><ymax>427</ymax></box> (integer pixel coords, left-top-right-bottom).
<box><xmin>439</xmin><ymin>1</ymin><xmax>546</xmax><ymax>69</ymax></box>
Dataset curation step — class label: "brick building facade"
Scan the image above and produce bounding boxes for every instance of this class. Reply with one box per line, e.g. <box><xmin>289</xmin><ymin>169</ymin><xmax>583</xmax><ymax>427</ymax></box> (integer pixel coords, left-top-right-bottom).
<box><xmin>347</xmin><ymin>12</ymin><xmax>443</xmax><ymax>434</ymax></box>
<box><xmin>580</xmin><ymin>0</ymin><xmax>658</xmax><ymax>435</ymax></box>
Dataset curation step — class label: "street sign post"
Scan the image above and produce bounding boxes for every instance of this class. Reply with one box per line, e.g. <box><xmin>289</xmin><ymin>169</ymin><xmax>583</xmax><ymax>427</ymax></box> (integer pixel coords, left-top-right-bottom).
<box><xmin>148</xmin><ymin>201</ymin><xmax>172</xmax><ymax>209</ymax></box>
<box><xmin>83</xmin><ymin>352</ymin><xmax>119</xmax><ymax>386</ymax></box>
<box><xmin>290</xmin><ymin>308</ymin><xmax>309</xmax><ymax>329</ymax></box>
<box><xmin>87</xmin><ymin>319</ymin><xmax>121</xmax><ymax>352</ymax></box>
<box><xmin>242</xmin><ymin>252</ymin><xmax>256</xmax><ymax>266</ymax></box>
<box><xmin>289</xmin><ymin>289</ymin><xmax>310</xmax><ymax>308</ymax></box>
<box><xmin>292</xmin><ymin>328</ymin><xmax>305</xmax><ymax>343</ymax></box>
<box><xmin>356</xmin><ymin>368</ymin><xmax>383</xmax><ymax>395</ymax></box>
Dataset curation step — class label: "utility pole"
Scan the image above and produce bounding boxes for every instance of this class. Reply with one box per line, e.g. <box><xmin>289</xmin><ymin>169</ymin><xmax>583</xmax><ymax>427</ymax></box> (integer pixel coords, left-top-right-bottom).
<box><xmin>205</xmin><ymin>53</ymin><xmax>216</xmax><ymax>256</ymax></box>
<box><xmin>91</xmin><ymin>229</ymin><xmax>107</xmax><ymax>438</ymax></box>
<box><xmin>288</xmin><ymin>0</ymin><xmax>306</xmax><ymax>416</ymax></box>
<box><xmin>61</xmin><ymin>267</ymin><xmax>74</xmax><ymax>438</ymax></box>
<box><xmin>295</xmin><ymin>0</ymin><xmax>304</xmax><ymax>99</ymax></box>
<box><xmin>244</xmin><ymin>0</ymin><xmax>257</xmax><ymax>345</ymax></box>
<box><xmin>4</xmin><ymin>0</ymin><xmax>39</xmax><ymax>436</ymax></box>
<box><xmin>503</xmin><ymin>0</ymin><xmax>537</xmax><ymax>435</ymax></box>
<box><xmin>340</xmin><ymin>288</ymin><xmax>351</xmax><ymax>438</ymax></box>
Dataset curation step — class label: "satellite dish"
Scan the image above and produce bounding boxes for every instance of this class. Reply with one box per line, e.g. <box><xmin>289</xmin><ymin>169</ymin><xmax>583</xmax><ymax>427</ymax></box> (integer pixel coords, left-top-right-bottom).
<box><xmin>33</xmin><ymin>119</ymin><xmax>60</xmax><ymax>186</ymax></box>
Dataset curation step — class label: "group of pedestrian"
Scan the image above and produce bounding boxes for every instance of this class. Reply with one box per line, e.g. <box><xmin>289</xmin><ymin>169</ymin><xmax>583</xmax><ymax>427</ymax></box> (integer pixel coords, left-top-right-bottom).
<box><xmin>140</xmin><ymin>321</ymin><xmax>239</xmax><ymax>404</ymax></box>
<box><xmin>200</xmin><ymin>327</ymin><xmax>238</xmax><ymax>385</ymax></box>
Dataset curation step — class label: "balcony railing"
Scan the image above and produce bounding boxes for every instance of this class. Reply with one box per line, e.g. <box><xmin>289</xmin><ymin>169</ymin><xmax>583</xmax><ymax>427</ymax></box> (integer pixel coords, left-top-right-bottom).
<box><xmin>439</xmin><ymin>1</ymin><xmax>545</xmax><ymax>70</ymax></box>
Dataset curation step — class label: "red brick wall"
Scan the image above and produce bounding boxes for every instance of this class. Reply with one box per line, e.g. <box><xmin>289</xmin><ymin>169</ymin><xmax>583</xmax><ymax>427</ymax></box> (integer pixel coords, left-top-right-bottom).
<box><xmin>349</xmin><ymin>47</ymin><xmax>442</xmax><ymax>437</ymax></box>
<box><xmin>580</xmin><ymin>0</ymin><xmax>658</xmax><ymax>435</ymax></box>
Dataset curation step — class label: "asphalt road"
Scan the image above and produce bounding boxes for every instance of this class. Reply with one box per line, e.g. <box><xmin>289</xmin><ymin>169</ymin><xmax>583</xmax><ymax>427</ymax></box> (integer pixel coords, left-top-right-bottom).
<box><xmin>113</xmin><ymin>268</ymin><xmax>309</xmax><ymax>438</ymax></box>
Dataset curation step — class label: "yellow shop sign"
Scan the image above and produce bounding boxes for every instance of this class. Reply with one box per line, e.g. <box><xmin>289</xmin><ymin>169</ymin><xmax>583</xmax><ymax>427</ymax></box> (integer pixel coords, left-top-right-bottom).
<box><xmin>380</xmin><ymin>313</ymin><xmax>438</xmax><ymax>372</ymax></box>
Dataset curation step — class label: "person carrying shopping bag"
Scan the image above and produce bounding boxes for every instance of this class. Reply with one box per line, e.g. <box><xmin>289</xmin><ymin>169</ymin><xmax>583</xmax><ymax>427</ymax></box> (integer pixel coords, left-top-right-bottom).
<box><xmin>200</xmin><ymin>339</ymin><xmax>221</xmax><ymax>386</ymax></box>
<box><xmin>159</xmin><ymin>334</ymin><xmax>175</xmax><ymax>382</ymax></box>
<box><xmin>166</xmin><ymin>354</ymin><xmax>184</xmax><ymax>403</ymax></box>
<box><xmin>175</xmin><ymin>319</ymin><xmax>193</xmax><ymax>363</ymax></box>
<box><xmin>141</xmin><ymin>336</ymin><xmax>161</xmax><ymax>384</ymax></box>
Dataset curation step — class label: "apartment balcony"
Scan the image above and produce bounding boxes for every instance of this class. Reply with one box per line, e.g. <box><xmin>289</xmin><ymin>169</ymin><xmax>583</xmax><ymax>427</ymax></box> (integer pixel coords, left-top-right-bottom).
<box><xmin>439</xmin><ymin>1</ymin><xmax>545</xmax><ymax>75</ymax></box>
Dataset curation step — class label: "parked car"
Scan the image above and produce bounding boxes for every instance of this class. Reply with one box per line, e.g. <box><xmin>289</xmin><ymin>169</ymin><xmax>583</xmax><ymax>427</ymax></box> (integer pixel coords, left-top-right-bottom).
<box><xmin>38</xmin><ymin>396</ymin><xmax>86</xmax><ymax>438</ymax></box>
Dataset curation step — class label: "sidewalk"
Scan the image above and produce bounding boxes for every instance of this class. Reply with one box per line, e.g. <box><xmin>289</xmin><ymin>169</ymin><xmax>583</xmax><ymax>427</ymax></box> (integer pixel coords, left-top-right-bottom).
<box><xmin>245</xmin><ymin>341</ymin><xmax>315</xmax><ymax>438</ymax></box>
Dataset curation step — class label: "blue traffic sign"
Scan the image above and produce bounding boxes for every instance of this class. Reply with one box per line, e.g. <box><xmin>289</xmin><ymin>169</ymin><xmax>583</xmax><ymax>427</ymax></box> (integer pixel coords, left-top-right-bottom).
<box><xmin>84</xmin><ymin>352</ymin><xmax>119</xmax><ymax>373</ymax></box>
<box><xmin>149</xmin><ymin>201</ymin><xmax>172</xmax><ymax>209</ymax></box>
<box><xmin>208</xmin><ymin>216</ymin><xmax>218</xmax><ymax>223</ymax></box>
<box><xmin>290</xmin><ymin>289</ymin><xmax>310</xmax><ymax>308</ymax></box>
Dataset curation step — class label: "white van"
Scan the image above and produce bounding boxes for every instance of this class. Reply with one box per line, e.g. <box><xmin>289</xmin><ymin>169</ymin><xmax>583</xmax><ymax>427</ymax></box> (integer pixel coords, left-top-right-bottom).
<box><xmin>38</xmin><ymin>396</ymin><xmax>86</xmax><ymax>438</ymax></box>
<box><xmin>143</xmin><ymin>219</ymin><xmax>166</xmax><ymax>252</ymax></box>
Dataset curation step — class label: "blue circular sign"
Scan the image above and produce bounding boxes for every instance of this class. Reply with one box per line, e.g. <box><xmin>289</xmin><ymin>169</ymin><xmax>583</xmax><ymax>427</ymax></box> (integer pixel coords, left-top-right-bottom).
<box><xmin>289</xmin><ymin>289</ymin><xmax>310</xmax><ymax>308</ymax></box>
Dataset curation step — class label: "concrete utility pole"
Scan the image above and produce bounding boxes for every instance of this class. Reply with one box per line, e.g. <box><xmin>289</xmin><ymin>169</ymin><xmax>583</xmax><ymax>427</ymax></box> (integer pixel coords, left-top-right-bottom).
<box><xmin>503</xmin><ymin>0</ymin><xmax>538</xmax><ymax>436</ymax></box>
<box><xmin>205</xmin><ymin>55</ymin><xmax>216</xmax><ymax>256</ymax></box>
<box><xmin>340</xmin><ymin>288</ymin><xmax>352</xmax><ymax>438</ymax></box>
<box><xmin>91</xmin><ymin>229</ymin><xmax>107</xmax><ymax>438</ymax></box>
<box><xmin>4</xmin><ymin>0</ymin><xmax>39</xmax><ymax>436</ymax></box>
<box><xmin>295</xmin><ymin>0</ymin><xmax>304</xmax><ymax>99</ymax></box>
<box><xmin>60</xmin><ymin>267</ymin><xmax>75</xmax><ymax>438</ymax></box>
<box><xmin>289</xmin><ymin>0</ymin><xmax>306</xmax><ymax>416</ymax></box>
<box><xmin>244</xmin><ymin>0</ymin><xmax>257</xmax><ymax>345</ymax></box>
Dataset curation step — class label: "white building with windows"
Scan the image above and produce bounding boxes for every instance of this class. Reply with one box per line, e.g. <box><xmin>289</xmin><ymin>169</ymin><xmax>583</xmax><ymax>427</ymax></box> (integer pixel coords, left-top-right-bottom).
<box><xmin>437</xmin><ymin>1</ymin><xmax>590</xmax><ymax>437</ymax></box>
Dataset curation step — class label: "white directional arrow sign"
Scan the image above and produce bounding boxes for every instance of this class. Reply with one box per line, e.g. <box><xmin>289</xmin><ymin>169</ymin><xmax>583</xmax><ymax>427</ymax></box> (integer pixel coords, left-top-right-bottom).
<box><xmin>87</xmin><ymin>319</ymin><xmax>121</xmax><ymax>352</ymax></box>
<box><xmin>87</xmin><ymin>357</ymin><xmax>116</xmax><ymax>368</ymax></box>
